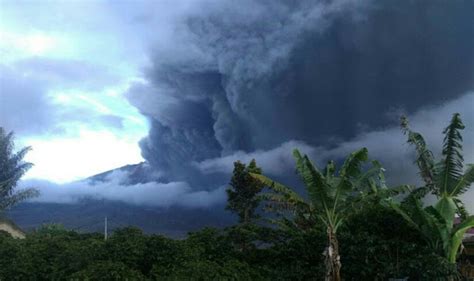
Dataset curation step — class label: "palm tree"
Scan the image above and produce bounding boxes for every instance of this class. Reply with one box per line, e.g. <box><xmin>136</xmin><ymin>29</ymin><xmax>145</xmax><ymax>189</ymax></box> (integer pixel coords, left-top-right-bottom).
<box><xmin>0</xmin><ymin>128</ymin><xmax>39</xmax><ymax>211</ymax></box>
<box><xmin>252</xmin><ymin>148</ymin><xmax>403</xmax><ymax>281</ymax></box>
<box><xmin>391</xmin><ymin>113</ymin><xmax>474</xmax><ymax>265</ymax></box>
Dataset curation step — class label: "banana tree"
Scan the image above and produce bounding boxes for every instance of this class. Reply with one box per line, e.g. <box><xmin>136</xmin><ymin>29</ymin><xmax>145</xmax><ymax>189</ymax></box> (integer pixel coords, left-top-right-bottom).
<box><xmin>391</xmin><ymin>197</ymin><xmax>474</xmax><ymax>265</ymax></box>
<box><xmin>252</xmin><ymin>148</ymin><xmax>399</xmax><ymax>281</ymax></box>
<box><xmin>393</xmin><ymin>113</ymin><xmax>474</xmax><ymax>264</ymax></box>
<box><xmin>401</xmin><ymin>113</ymin><xmax>473</xmax><ymax>219</ymax></box>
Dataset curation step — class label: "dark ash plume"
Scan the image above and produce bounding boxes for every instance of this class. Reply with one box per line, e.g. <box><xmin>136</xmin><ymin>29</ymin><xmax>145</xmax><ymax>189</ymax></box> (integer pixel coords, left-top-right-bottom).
<box><xmin>126</xmin><ymin>0</ymin><xmax>474</xmax><ymax>186</ymax></box>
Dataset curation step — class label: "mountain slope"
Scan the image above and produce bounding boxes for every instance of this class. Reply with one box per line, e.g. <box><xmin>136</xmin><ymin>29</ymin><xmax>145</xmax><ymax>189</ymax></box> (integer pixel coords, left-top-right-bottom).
<box><xmin>8</xmin><ymin>163</ymin><xmax>235</xmax><ymax>237</ymax></box>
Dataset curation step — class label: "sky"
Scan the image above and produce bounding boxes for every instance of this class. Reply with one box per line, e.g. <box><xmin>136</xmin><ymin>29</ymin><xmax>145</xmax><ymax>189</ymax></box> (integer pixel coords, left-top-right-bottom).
<box><xmin>1</xmin><ymin>0</ymin><xmax>473</xmax><ymax>209</ymax></box>
<box><xmin>0</xmin><ymin>0</ymin><xmax>156</xmax><ymax>182</ymax></box>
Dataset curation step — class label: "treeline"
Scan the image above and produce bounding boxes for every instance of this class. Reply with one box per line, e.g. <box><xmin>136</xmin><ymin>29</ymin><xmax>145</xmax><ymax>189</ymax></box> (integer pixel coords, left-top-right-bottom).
<box><xmin>0</xmin><ymin>114</ymin><xmax>472</xmax><ymax>280</ymax></box>
<box><xmin>0</xmin><ymin>214</ymin><xmax>455</xmax><ymax>280</ymax></box>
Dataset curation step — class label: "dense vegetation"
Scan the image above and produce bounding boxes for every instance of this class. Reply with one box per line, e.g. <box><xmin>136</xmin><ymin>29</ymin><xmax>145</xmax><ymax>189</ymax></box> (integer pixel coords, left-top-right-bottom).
<box><xmin>0</xmin><ymin>113</ymin><xmax>472</xmax><ymax>280</ymax></box>
<box><xmin>0</xmin><ymin>217</ymin><xmax>458</xmax><ymax>280</ymax></box>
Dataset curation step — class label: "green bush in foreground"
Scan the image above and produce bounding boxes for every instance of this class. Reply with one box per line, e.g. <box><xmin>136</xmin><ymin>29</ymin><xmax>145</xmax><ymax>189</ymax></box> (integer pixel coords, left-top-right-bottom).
<box><xmin>0</xmin><ymin>216</ymin><xmax>452</xmax><ymax>281</ymax></box>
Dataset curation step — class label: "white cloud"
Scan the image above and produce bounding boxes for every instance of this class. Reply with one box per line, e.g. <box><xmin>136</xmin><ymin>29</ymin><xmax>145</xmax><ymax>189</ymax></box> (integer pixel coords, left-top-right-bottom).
<box><xmin>21</xmin><ymin>170</ymin><xmax>226</xmax><ymax>208</ymax></box>
<box><xmin>195</xmin><ymin>140</ymin><xmax>316</xmax><ymax>175</ymax></box>
<box><xmin>22</xmin><ymin>130</ymin><xmax>144</xmax><ymax>183</ymax></box>
<box><xmin>0</xmin><ymin>30</ymin><xmax>69</xmax><ymax>62</ymax></box>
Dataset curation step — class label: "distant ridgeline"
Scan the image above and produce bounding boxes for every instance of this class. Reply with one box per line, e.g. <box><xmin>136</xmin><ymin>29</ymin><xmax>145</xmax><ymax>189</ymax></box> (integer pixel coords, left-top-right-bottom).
<box><xmin>87</xmin><ymin>162</ymin><xmax>160</xmax><ymax>185</ymax></box>
<box><xmin>7</xmin><ymin>161</ymin><xmax>235</xmax><ymax>237</ymax></box>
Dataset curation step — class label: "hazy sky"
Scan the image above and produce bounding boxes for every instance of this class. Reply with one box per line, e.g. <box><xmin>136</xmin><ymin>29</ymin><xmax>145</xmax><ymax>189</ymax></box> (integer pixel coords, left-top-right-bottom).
<box><xmin>1</xmin><ymin>0</ymin><xmax>473</xmax><ymax>210</ymax></box>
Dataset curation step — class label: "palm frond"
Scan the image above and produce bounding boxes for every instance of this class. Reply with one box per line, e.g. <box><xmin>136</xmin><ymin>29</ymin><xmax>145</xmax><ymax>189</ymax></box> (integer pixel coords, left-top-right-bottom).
<box><xmin>377</xmin><ymin>184</ymin><xmax>413</xmax><ymax>199</ymax></box>
<box><xmin>450</xmin><ymin>164</ymin><xmax>474</xmax><ymax>197</ymax></box>
<box><xmin>0</xmin><ymin>188</ymin><xmax>39</xmax><ymax>210</ymax></box>
<box><xmin>401</xmin><ymin>115</ymin><xmax>436</xmax><ymax>188</ymax></box>
<box><xmin>258</xmin><ymin>193</ymin><xmax>303</xmax><ymax>213</ymax></box>
<box><xmin>438</xmin><ymin>113</ymin><xmax>465</xmax><ymax>194</ymax></box>
<box><xmin>323</xmin><ymin>160</ymin><xmax>336</xmax><ymax>178</ymax></box>
<box><xmin>292</xmin><ymin>149</ymin><xmax>330</xmax><ymax>207</ymax></box>
<box><xmin>339</xmin><ymin>148</ymin><xmax>368</xmax><ymax>179</ymax></box>
<box><xmin>404</xmin><ymin>186</ymin><xmax>431</xmax><ymax>202</ymax></box>
<box><xmin>453</xmin><ymin>198</ymin><xmax>469</xmax><ymax>220</ymax></box>
<box><xmin>1</xmin><ymin>129</ymin><xmax>37</xmax><ymax>212</ymax></box>
<box><xmin>411</xmin><ymin>204</ymin><xmax>446</xmax><ymax>254</ymax></box>
<box><xmin>354</xmin><ymin>160</ymin><xmax>385</xmax><ymax>192</ymax></box>
<box><xmin>0</xmin><ymin>130</ymin><xmax>14</xmax><ymax>159</ymax></box>
<box><xmin>250</xmin><ymin>173</ymin><xmax>304</xmax><ymax>205</ymax></box>
<box><xmin>389</xmin><ymin>200</ymin><xmax>421</xmax><ymax>232</ymax></box>
<box><xmin>9</xmin><ymin>146</ymin><xmax>32</xmax><ymax>165</ymax></box>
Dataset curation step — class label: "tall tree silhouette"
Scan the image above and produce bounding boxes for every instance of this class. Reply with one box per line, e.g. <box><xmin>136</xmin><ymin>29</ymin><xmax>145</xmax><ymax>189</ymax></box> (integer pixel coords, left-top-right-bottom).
<box><xmin>226</xmin><ymin>159</ymin><xmax>264</xmax><ymax>224</ymax></box>
<box><xmin>0</xmin><ymin>128</ymin><xmax>38</xmax><ymax>211</ymax></box>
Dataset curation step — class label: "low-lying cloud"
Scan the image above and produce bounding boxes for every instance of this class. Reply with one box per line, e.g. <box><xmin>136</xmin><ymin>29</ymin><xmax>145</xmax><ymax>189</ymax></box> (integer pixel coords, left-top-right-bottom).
<box><xmin>21</xmin><ymin>170</ymin><xmax>226</xmax><ymax>209</ymax></box>
<box><xmin>195</xmin><ymin>140</ymin><xmax>316</xmax><ymax>176</ymax></box>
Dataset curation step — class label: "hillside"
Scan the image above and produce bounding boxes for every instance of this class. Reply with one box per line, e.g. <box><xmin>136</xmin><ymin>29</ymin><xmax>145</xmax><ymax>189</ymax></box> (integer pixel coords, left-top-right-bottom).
<box><xmin>8</xmin><ymin>163</ymin><xmax>235</xmax><ymax>237</ymax></box>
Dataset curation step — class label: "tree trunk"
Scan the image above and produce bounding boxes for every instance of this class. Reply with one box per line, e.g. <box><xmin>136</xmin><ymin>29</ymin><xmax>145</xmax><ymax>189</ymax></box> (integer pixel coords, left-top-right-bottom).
<box><xmin>324</xmin><ymin>227</ymin><xmax>341</xmax><ymax>281</ymax></box>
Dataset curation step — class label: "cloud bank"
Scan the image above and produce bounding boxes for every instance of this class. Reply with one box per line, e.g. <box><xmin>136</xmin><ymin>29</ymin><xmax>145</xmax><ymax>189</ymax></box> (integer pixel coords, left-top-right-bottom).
<box><xmin>21</xmin><ymin>170</ymin><xmax>226</xmax><ymax>209</ymax></box>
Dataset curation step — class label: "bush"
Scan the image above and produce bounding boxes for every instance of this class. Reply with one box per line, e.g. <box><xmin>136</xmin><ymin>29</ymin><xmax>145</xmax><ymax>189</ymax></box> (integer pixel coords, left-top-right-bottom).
<box><xmin>70</xmin><ymin>261</ymin><xmax>146</xmax><ymax>280</ymax></box>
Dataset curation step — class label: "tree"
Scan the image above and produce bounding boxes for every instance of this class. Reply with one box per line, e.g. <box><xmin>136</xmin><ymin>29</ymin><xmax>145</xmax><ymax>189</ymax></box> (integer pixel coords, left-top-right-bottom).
<box><xmin>226</xmin><ymin>159</ymin><xmax>264</xmax><ymax>224</ymax></box>
<box><xmin>391</xmin><ymin>197</ymin><xmax>473</xmax><ymax>268</ymax></box>
<box><xmin>341</xmin><ymin>203</ymin><xmax>458</xmax><ymax>280</ymax></box>
<box><xmin>401</xmin><ymin>113</ymin><xmax>473</xmax><ymax>218</ymax></box>
<box><xmin>0</xmin><ymin>128</ymin><xmax>38</xmax><ymax>211</ymax></box>
<box><xmin>252</xmin><ymin>148</ymin><xmax>391</xmax><ymax>281</ymax></box>
<box><xmin>70</xmin><ymin>261</ymin><xmax>146</xmax><ymax>281</ymax></box>
<box><xmin>393</xmin><ymin>113</ymin><xmax>474</xmax><ymax>265</ymax></box>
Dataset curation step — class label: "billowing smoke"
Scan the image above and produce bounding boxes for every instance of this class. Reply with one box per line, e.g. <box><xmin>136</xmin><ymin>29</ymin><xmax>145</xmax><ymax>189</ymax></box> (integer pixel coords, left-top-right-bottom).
<box><xmin>194</xmin><ymin>93</ymin><xmax>474</xmax><ymax>213</ymax></box>
<box><xmin>26</xmin><ymin>0</ymin><xmax>473</xmax><ymax>209</ymax></box>
<box><xmin>27</xmin><ymin>93</ymin><xmax>474</xmax><ymax>211</ymax></box>
<box><xmin>126</xmin><ymin>0</ymin><xmax>474</xmax><ymax>188</ymax></box>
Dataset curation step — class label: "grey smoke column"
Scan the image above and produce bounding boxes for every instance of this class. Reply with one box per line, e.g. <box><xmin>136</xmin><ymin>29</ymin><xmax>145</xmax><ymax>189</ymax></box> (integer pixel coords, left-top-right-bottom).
<box><xmin>127</xmin><ymin>0</ymin><xmax>474</xmax><ymax>182</ymax></box>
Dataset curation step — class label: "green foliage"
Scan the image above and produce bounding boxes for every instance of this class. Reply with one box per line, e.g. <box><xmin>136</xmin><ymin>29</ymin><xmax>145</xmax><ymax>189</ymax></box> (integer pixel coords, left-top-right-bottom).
<box><xmin>0</xmin><ymin>215</ymin><xmax>459</xmax><ymax>280</ymax></box>
<box><xmin>402</xmin><ymin>113</ymin><xmax>473</xmax><ymax>212</ymax></box>
<box><xmin>252</xmin><ymin>148</ymin><xmax>400</xmax><ymax>280</ymax></box>
<box><xmin>260</xmin><ymin>227</ymin><xmax>327</xmax><ymax>280</ymax></box>
<box><xmin>0</xmin><ymin>128</ymin><xmax>39</xmax><ymax>211</ymax></box>
<box><xmin>253</xmin><ymin>148</ymin><xmax>393</xmax><ymax>233</ymax></box>
<box><xmin>391</xmin><ymin>197</ymin><xmax>474</xmax><ymax>264</ymax></box>
<box><xmin>438</xmin><ymin>113</ymin><xmax>466</xmax><ymax>196</ymax></box>
<box><xmin>341</xmin><ymin>205</ymin><xmax>458</xmax><ymax>280</ymax></box>
<box><xmin>395</xmin><ymin>113</ymin><xmax>474</xmax><ymax>265</ymax></box>
<box><xmin>226</xmin><ymin>159</ymin><xmax>264</xmax><ymax>224</ymax></box>
<box><xmin>70</xmin><ymin>261</ymin><xmax>146</xmax><ymax>280</ymax></box>
<box><xmin>156</xmin><ymin>259</ymin><xmax>262</xmax><ymax>281</ymax></box>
